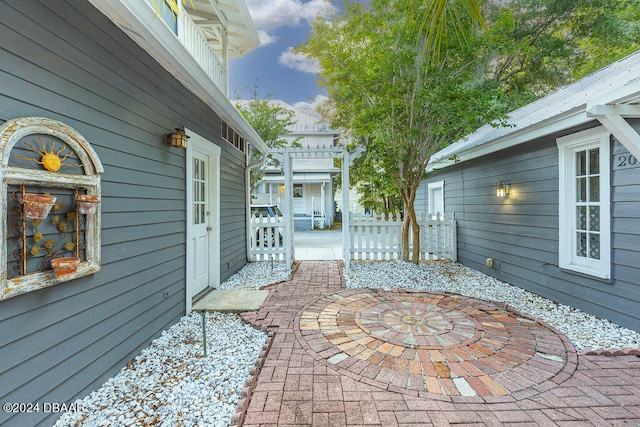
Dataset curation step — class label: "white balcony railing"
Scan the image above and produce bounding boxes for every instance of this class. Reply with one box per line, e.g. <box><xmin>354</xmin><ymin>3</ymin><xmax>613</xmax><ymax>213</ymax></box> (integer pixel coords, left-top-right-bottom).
<box><xmin>178</xmin><ymin>13</ymin><xmax>228</xmax><ymax>95</ymax></box>
<box><xmin>179</xmin><ymin>13</ymin><xmax>227</xmax><ymax>94</ymax></box>
<box><xmin>149</xmin><ymin>0</ymin><xmax>227</xmax><ymax>94</ymax></box>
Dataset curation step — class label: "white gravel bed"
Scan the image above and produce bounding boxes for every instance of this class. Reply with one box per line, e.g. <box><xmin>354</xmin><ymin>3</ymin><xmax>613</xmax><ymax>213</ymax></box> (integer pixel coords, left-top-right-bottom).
<box><xmin>55</xmin><ymin>262</ymin><xmax>287</xmax><ymax>427</ymax></box>
<box><xmin>344</xmin><ymin>261</ymin><xmax>640</xmax><ymax>352</ymax></box>
<box><xmin>217</xmin><ymin>261</ymin><xmax>291</xmax><ymax>290</ymax></box>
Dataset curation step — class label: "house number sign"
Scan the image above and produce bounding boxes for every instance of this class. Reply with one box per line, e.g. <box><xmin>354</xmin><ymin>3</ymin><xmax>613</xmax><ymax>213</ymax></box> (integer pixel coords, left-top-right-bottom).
<box><xmin>613</xmin><ymin>152</ymin><xmax>639</xmax><ymax>170</ymax></box>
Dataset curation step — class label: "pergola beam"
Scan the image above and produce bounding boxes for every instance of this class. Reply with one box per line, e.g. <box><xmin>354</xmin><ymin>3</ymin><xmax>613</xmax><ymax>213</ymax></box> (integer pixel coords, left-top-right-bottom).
<box><xmin>270</xmin><ymin>146</ymin><xmax>364</xmax><ymax>268</ymax></box>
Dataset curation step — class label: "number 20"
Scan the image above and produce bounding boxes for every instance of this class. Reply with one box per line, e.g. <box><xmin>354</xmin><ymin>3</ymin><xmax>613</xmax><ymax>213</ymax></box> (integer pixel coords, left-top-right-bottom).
<box><xmin>617</xmin><ymin>154</ymin><xmax>637</xmax><ymax>167</ymax></box>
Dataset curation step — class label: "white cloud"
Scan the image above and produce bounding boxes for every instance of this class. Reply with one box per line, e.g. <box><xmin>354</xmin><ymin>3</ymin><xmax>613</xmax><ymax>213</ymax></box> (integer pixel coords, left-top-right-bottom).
<box><xmin>292</xmin><ymin>95</ymin><xmax>328</xmax><ymax>117</ymax></box>
<box><xmin>278</xmin><ymin>47</ymin><xmax>321</xmax><ymax>74</ymax></box>
<box><xmin>245</xmin><ymin>0</ymin><xmax>335</xmax><ymax>43</ymax></box>
<box><xmin>257</xmin><ymin>29</ymin><xmax>278</xmax><ymax>46</ymax></box>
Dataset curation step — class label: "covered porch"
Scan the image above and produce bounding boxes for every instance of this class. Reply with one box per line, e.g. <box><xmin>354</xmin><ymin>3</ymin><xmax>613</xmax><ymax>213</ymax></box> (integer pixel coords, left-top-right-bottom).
<box><xmin>253</xmin><ymin>172</ymin><xmax>338</xmax><ymax>230</ymax></box>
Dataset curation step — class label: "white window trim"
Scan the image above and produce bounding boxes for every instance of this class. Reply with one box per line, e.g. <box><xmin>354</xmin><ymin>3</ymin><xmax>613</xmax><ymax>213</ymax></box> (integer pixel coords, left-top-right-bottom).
<box><xmin>427</xmin><ymin>180</ymin><xmax>445</xmax><ymax>217</ymax></box>
<box><xmin>557</xmin><ymin>127</ymin><xmax>611</xmax><ymax>279</ymax></box>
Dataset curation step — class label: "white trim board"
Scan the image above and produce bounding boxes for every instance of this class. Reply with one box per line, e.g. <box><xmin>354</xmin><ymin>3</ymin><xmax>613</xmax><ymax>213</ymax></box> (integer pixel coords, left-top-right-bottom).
<box><xmin>185</xmin><ymin>129</ymin><xmax>221</xmax><ymax>313</ymax></box>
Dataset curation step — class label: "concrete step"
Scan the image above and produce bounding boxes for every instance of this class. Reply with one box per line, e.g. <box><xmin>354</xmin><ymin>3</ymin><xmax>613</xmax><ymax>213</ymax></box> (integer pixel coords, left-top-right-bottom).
<box><xmin>193</xmin><ymin>290</ymin><xmax>270</xmax><ymax>313</ymax></box>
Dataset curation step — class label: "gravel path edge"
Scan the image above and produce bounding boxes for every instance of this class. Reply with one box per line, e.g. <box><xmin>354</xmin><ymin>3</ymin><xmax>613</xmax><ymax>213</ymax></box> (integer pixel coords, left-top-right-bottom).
<box><xmin>230</xmin><ymin>324</ymin><xmax>275</xmax><ymax>427</ymax></box>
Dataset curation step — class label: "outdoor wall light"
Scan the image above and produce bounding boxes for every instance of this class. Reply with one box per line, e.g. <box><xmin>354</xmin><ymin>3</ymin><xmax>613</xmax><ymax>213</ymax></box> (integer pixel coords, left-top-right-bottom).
<box><xmin>166</xmin><ymin>126</ymin><xmax>189</xmax><ymax>149</ymax></box>
<box><xmin>496</xmin><ymin>182</ymin><xmax>510</xmax><ymax>197</ymax></box>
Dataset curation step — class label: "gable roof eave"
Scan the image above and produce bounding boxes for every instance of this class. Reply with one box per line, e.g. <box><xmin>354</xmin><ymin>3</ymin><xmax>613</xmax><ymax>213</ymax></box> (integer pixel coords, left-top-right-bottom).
<box><xmin>188</xmin><ymin>0</ymin><xmax>260</xmax><ymax>58</ymax></box>
<box><xmin>428</xmin><ymin>106</ymin><xmax>589</xmax><ymax>171</ymax></box>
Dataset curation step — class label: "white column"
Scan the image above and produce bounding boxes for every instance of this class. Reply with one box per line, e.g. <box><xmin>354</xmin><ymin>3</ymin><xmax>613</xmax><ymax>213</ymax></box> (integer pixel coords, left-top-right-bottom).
<box><xmin>321</xmin><ymin>182</ymin><xmax>325</xmax><ymax>221</ymax></box>
<box><xmin>311</xmin><ymin>196</ymin><xmax>315</xmax><ymax>230</ymax></box>
<box><xmin>283</xmin><ymin>153</ymin><xmax>294</xmax><ymax>267</ymax></box>
<box><xmin>222</xmin><ymin>30</ymin><xmax>229</xmax><ymax>95</ymax></box>
<box><xmin>342</xmin><ymin>152</ymin><xmax>350</xmax><ymax>268</ymax></box>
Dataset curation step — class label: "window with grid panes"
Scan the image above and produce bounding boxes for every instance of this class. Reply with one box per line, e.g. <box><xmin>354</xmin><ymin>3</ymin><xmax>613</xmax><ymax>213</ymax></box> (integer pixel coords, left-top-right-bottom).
<box><xmin>557</xmin><ymin>127</ymin><xmax>611</xmax><ymax>279</ymax></box>
<box><xmin>193</xmin><ymin>158</ymin><xmax>206</xmax><ymax>225</ymax></box>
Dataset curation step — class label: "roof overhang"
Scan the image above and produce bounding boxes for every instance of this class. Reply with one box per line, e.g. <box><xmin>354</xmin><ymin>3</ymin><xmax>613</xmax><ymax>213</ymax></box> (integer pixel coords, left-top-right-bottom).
<box><xmin>88</xmin><ymin>0</ymin><xmax>267</xmax><ymax>154</ymax></box>
<box><xmin>187</xmin><ymin>0</ymin><xmax>260</xmax><ymax>57</ymax></box>
<box><xmin>428</xmin><ymin>52</ymin><xmax>640</xmax><ymax>171</ymax></box>
<box><xmin>428</xmin><ymin>106</ymin><xmax>589</xmax><ymax>171</ymax></box>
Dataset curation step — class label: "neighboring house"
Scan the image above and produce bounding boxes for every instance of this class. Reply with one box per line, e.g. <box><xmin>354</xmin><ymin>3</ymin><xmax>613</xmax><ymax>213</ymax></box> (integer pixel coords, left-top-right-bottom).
<box><xmin>417</xmin><ymin>51</ymin><xmax>640</xmax><ymax>332</ymax></box>
<box><xmin>0</xmin><ymin>1</ymin><xmax>266</xmax><ymax>425</ymax></box>
<box><xmin>252</xmin><ymin>99</ymin><xmax>341</xmax><ymax>229</ymax></box>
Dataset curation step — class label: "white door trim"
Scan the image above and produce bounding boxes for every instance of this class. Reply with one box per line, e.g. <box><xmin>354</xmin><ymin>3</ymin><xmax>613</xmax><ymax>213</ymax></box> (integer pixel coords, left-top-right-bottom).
<box><xmin>428</xmin><ymin>180</ymin><xmax>445</xmax><ymax>217</ymax></box>
<box><xmin>185</xmin><ymin>129</ymin><xmax>221</xmax><ymax>313</ymax></box>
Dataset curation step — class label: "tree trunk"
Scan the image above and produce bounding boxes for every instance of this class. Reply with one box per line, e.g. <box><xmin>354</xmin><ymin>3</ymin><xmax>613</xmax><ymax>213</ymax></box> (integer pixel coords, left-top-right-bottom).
<box><xmin>403</xmin><ymin>187</ymin><xmax>420</xmax><ymax>264</ymax></box>
<box><xmin>399</xmin><ymin>185</ymin><xmax>419</xmax><ymax>262</ymax></box>
<box><xmin>405</xmin><ymin>202</ymin><xmax>420</xmax><ymax>263</ymax></box>
<box><xmin>400</xmin><ymin>206</ymin><xmax>411</xmax><ymax>261</ymax></box>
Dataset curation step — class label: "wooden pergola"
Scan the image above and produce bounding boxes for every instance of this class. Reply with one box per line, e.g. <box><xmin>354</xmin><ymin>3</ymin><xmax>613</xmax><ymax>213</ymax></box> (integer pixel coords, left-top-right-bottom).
<box><xmin>270</xmin><ymin>146</ymin><xmax>364</xmax><ymax>268</ymax></box>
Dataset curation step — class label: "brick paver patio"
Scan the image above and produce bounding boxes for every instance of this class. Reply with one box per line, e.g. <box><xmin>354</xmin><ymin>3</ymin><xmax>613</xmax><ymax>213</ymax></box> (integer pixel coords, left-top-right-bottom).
<box><xmin>241</xmin><ymin>261</ymin><xmax>640</xmax><ymax>426</ymax></box>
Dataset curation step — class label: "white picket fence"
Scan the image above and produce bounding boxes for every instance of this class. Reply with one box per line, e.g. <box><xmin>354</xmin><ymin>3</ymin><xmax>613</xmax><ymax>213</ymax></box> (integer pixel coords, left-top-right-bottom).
<box><xmin>349</xmin><ymin>212</ymin><xmax>457</xmax><ymax>262</ymax></box>
<box><xmin>249</xmin><ymin>215</ymin><xmax>287</xmax><ymax>261</ymax></box>
<box><xmin>249</xmin><ymin>212</ymin><xmax>457</xmax><ymax>264</ymax></box>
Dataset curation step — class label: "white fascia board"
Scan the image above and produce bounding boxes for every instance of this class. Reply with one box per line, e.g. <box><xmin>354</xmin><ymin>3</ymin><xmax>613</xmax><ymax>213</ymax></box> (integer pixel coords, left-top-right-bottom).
<box><xmin>428</xmin><ymin>106</ymin><xmax>589</xmax><ymax>171</ymax></box>
<box><xmin>88</xmin><ymin>0</ymin><xmax>268</xmax><ymax>154</ymax></box>
<box><xmin>586</xmin><ymin>104</ymin><xmax>640</xmax><ymax>117</ymax></box>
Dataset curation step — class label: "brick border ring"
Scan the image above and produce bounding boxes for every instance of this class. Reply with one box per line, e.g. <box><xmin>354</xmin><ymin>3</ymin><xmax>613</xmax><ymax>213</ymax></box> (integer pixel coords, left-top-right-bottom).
<box><xmin>294</xmin><ymin>288</ymin><xmax>577</xmax><ymax>402</ymax></box>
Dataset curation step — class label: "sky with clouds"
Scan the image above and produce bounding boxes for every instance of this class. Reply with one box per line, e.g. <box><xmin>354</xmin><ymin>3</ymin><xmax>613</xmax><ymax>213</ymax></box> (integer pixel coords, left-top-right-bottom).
<box><xmin>228</xmin><ymin>0</ymin><xmax>337</xmax><ymax>107</ymax></box>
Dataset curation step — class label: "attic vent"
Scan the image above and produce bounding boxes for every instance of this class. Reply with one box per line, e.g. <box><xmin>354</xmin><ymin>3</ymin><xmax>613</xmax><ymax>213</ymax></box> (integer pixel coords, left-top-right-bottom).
<box><xmin>221</xmin><ymin>121</ymin><xmax>245</xmax><ymax>153</ymax></box>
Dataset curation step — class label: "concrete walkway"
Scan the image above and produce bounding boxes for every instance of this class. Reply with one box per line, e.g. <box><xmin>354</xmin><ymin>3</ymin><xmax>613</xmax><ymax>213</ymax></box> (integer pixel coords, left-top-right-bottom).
<box><xmin>240</xmin><ymin>261</ymin><xmax>640</xmax><ymax>426</ymax></box>
<box><xmin>294</xmin><ymin>229</ymin><xmax>343</xmax><ymax>260</ymax></box>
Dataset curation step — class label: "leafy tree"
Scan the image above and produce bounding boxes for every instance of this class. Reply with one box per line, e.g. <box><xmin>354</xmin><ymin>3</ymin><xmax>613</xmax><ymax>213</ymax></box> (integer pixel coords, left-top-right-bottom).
<box><xmin>571</xmin><ymin>1</ymin><xmax>640</xmax><ymax>78</ymax></box>
<box><xmin>299</xmin><ymin>0</ymin><xmax>638</xmax><ymax>263</ymax></box>
<box><xmin>298</xmin><ymin>0</ymin><xmax>501</xmax><ymax>262</ymax></box>
<box><xmin>351</xmin><ymin>148</ymin><xmax>404</xmax><ymax>215</ymax></box>
<box><xmin>485</xmin><ymin>0</ymin><xmax>640</xmax><ymax>107</ymax></box>
<box><xmin>234</xmin><ymin>84</ymin><xmax>300</xmax><ymax>192</ymax></box>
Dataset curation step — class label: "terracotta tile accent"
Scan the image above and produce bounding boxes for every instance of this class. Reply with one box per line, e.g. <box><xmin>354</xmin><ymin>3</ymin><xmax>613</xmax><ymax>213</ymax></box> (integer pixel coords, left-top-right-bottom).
<box><xmin>433</xmin><ymin>361</ymin><xmax>451</xmax><ymax>379</ymax></box>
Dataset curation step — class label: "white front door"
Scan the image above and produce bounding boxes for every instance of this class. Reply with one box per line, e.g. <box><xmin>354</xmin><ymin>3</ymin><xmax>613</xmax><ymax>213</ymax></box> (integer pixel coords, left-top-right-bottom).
<box><xmin>186</xmin><ymin>130</ymin><xmax>220</xmax><ymax>313</ymax></box>
<box><xmin>191</xmin><ymin>151</ymin><xmax>210</xmax><ymax>294</ymax></box>
<box><xmin>293</xmin><ymin>183</ymin><xmax>305</xmax><ymax>214</ymax></box>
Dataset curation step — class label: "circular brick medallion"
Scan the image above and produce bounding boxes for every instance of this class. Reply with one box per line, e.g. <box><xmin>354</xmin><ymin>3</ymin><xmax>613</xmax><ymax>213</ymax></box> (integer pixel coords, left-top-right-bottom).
<box><xmin>296</xmin><ymin>288</ymin><xmax>576</xmax><ymax>401</ymax></box>
<box><xmin>356</xmin><ymin>300</ymin><xmax>483</xmax><ymax>348</ymax></box>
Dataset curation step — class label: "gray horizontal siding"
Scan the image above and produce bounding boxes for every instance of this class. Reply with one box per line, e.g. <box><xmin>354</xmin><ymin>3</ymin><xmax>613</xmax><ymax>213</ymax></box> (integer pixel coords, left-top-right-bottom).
<box><xmin>420</xmin><ymin>122</ymin><xmax>640</xmax><ymax>332</ymax></box>
<box><xmin>609</xmin><ymin>134</ymin><xmax>640</xmax><ymax>330</ymax></box>
<box><xmin>0</xmin><ymin>0</ymin><xmax>248</xmax><ymax>425</ymax></box>
<box><xmin>220</xmin><ymin>146</ymin><xmax>247</xmax><ymax>281</ymax></box>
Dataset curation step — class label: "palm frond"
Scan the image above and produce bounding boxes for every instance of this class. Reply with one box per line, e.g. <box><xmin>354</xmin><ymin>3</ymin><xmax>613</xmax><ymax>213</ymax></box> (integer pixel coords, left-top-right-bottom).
<box><xmin>151</xmin><ymin>0</ymin><xmax>195</xmax><ymax>18</ymax></box>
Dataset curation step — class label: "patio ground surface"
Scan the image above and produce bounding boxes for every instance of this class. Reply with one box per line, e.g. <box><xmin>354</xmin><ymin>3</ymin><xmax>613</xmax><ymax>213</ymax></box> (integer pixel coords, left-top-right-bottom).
<box><xmin>240</xmin><ymin>261</ymin><xmax>640</xmax><ymax>426</ymax></box>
